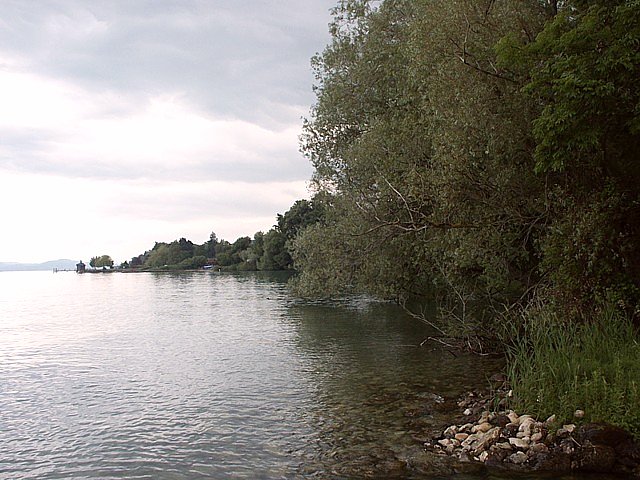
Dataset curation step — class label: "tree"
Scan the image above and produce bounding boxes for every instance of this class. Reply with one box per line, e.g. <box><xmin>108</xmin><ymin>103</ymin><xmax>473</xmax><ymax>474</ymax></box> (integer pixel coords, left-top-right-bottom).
<box><xmin>496</xmin><ymin>0</ymin><xmax>640</xmax><ymax>312</ymax></box>
<box><xmin>144</xmin><ymin>243</ymin><xmax>170</xmax><ymax>268</ymax></box>
<box><xmin>295</xmin><ymin>0</ymin><xmax>557</xmax><ymax>338</ymax></box>
<box><xmin>259</xmin><ymin>230</ymin><xmax>291</xmax><ymax>271</ymax></box>
<box><xmin>277</xmin><ymin>199</ymin><xmax>325</xmax><ymax>241</ymax></box>
<box><xmin>206</xmin><ymin>232</ymin><xmax>219</xmax><ymax>258</ymax></box>
<box><xmin>90</xmin><ymin>255</ymin><xmax>114</xmax><ymax>268</ymax></box>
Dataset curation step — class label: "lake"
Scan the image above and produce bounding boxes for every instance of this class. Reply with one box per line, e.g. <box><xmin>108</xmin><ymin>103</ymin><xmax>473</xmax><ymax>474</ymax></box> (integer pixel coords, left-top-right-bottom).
<box><xmin>0</xmin><ymin>270</ymin><xmax>614</xmax><ymax>479</ymax></box>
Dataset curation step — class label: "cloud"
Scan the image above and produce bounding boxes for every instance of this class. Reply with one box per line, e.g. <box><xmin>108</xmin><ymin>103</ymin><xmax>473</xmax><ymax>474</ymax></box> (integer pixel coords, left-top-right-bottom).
<box><xmin>0</xmin><ymin>0</ymin><xmax>336</xmax><ymax>262</ymax></box>
<box><xmin>0</xmin><ymin>68</ymin><xmax>312</xmax><ymax>182</ymax></box>
<box><xmin>0</xmin><ymin>171</ymin><xmax>309</xmax><ymax>263</ymax></box>
<box><xmin>0</xmin><ymin>0</ymin><xmax>334</xmax><ymax>125</ymax></box>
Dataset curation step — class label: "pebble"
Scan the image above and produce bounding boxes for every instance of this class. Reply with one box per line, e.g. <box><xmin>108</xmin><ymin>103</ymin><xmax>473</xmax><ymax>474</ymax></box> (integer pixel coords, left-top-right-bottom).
<box><xmin>509</xmin><ymin>437</ymin><xmax>530</xmax><ymax>449</ymax></box>
<box><xmin>531</xmin><ymin>432</ymin><xmax>543</xmax><ymax>443</ymax></box>
<box><xmin>529</xmin><ymin>442</ymin><xmax>549</xmax><ymax>454</ymax></box>
<box><xmin>519</xmin><ymin>417</ymin><xmax>535</xmax><ymax>435</ymax></box>
<box><xmin>494</xmin><ymin>442</ymin><xmax>512</xmax><ymax>451</ymax></box>
<box><xmin>472</xmin><ymin>422</ymin><xmax>492</xmax><ymax>433</ymax></box>
<box><xmin>444</xmin><ymin>426</ymin><xmax>457</xmax><ymax>438</ymax></box>
<box><xmin>509</xmin><ymin>451</ymin><xmax>528</xmax><ymax>464</ymax></box>
<box><xmin>557</xmin><ymin>424</ymin><xmax>576</xmax><ymax>436</ymax></box>
<box><xmin>427</xmin><ymin>396</ymin><xmax>593</xmax><ymax>471</ymax></box>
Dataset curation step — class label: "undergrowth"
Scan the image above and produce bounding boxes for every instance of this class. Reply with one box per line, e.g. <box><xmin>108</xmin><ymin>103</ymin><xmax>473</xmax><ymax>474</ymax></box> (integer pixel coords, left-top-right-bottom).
<box><xmin>505</xmin><ymin>303</ymin><xmax>640</xmax><ymax>438</ymax></box>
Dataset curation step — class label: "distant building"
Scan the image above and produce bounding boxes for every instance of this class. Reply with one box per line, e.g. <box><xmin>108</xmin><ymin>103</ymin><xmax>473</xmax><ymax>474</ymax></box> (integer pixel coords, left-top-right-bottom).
<box><xmin>76</xmin><ymin>260</ymin><xmax>86</xmax><ymax>274</ymax></box>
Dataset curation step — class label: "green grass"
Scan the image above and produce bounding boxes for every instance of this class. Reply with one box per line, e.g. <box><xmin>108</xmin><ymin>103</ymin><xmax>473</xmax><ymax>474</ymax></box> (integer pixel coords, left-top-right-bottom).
<box><xmin>506</xmin><ymin>303</ymin><xmax>640</xmax><ymax>438</ymax></box>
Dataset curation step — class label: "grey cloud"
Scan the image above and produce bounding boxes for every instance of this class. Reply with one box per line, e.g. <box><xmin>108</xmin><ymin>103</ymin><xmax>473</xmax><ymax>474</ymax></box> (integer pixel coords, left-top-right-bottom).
<box><xmin>0</xmin><ymin>127</ymin><xmax>313</xmax><ymax>183</ymax></box>
<box><xmin>104</xmin><ymin>182</ymin><xmax>300</xmax><ymax>227</ymax></box>
<box><xmin>0</xmin><ymin>0</ymin><xmax>335</xmax><ymax>127</ymax></box>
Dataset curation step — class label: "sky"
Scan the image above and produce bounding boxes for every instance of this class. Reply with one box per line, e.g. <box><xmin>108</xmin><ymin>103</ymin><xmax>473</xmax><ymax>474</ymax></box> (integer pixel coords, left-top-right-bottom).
<box><xmin>0</xmin><ymin>0</ymin><xmax>336</xmax><ymax>264</ymax></box>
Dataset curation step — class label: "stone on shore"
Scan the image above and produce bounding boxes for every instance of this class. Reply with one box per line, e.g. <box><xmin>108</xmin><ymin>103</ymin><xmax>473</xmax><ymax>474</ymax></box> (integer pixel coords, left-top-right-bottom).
<box><xmin>424</xmin><ymin>390</ymin><xmax>640</xmax><ymax>477</ymax></box>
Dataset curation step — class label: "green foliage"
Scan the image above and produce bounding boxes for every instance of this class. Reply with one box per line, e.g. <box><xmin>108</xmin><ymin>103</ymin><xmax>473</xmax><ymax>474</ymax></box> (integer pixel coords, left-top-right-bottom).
<box><xmin>295</xmin><ymin>0</ymin><xmax>640</xmax><ymax>432</ymax></box>
<box><xmin>259</xmin><ymin>230</ymin><xmax>291</xmax><ymax>271</ymax></box>
<box><xmin>520</xmin><ymin>2</ymin><xmax>640</xmax><ymax>177</ymax></box>
<box><xmin>506</xmin><ymin>303</ymin><xmax>640</xmax><ymax>438</ymax></box>
<box><xmin>539</xmin><ymin>186</ymin><xmax>640</xmax><ymax>317</ymax></box>
<box><xmin>277</xmin><ymin>199</ymin><xmax>325</xmax><ymax>241</ymax></box>
<box><xmin>128</xmin><ymin>197</ymin><xmax>325</xmax><ymax>272</ymax></box>
<box><xmin>178</xmin><ymin>255</ymin><xmax>208</xmax><ymax>269</ymax></box>
<box><xmin>90</xmin><ymin>255</ymin><xmax>114</xmax><ymax>268</ymax></box>
<box><xmin>297</xmin><ymin>0</ymin><xmax>548</xmax><ymax>321</ymax></box>
<box><xmin>297</xmin><ymin>0</ymin><xmax>640</xmax><ymax>327</ymax></box>
<box><xmin>493</xmin><ymin>0</ymin><xmax>640</xmax><ymax>317</ymax></box>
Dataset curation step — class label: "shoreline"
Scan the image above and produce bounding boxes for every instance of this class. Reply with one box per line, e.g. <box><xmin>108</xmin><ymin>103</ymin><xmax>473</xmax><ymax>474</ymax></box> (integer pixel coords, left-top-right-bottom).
<box><xmin>422</xmin><ymin>387</ymin><xmax>640</xmax><ymax>477</ymax></box>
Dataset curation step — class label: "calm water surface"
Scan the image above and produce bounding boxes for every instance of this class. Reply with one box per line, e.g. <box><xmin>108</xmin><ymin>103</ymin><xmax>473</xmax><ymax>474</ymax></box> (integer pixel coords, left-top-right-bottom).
<box><xmin>0</xmin><ymin>271</ymin><xmax>618</xmax><ymax>479</ymax></box>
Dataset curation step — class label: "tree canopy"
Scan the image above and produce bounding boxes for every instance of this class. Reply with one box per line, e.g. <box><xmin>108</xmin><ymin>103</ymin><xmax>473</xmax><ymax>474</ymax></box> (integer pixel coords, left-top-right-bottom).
<box><xmin>90</xmin><ymin>255</ymin><xmax>114</xmax><ymax>268</ymax></box>
<box><xmin>292</xmin><ymin>0</ymin><xmax>640</xmax><ymax>333</ymax></box>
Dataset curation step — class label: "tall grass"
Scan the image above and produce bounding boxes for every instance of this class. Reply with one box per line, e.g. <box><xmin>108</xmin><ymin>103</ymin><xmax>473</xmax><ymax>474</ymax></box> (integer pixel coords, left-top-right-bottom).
<box><xmin>506</xmin><ymin>303</ymin><xmax>640</xmax><ymax>438</ymax></box>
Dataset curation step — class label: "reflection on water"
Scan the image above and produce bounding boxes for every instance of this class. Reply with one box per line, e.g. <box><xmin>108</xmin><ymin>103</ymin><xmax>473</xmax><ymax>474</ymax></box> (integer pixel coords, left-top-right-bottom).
<box><xmin>0</xmin><ymin>271</ymin><xmax>618</xmax><ymax>479</ymax></box>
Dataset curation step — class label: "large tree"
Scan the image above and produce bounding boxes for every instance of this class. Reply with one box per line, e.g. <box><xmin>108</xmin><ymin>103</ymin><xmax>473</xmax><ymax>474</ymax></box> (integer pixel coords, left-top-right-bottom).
<box><xmin>296</xmin><ymin>0</ymin><xmax>553</xmax><ymax>335</ymax></box>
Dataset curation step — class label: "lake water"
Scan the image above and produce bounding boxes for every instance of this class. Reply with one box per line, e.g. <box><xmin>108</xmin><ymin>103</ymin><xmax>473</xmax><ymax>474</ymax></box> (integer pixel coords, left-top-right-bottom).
<box><xmin>0</xmin><ymin>271</ymin><xmax>615</xmax><ymax>479</ymax></box>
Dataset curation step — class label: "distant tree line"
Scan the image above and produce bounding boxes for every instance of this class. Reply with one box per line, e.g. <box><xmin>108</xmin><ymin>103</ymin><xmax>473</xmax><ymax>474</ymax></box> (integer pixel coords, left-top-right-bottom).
<box><xmin>126</xmin><ymin>199</ymin><xmax>324</xmax><ymax>272</ymax></box>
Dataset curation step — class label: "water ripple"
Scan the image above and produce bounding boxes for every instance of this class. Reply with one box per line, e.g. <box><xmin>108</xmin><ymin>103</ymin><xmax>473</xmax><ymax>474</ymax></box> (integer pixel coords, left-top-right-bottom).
<box><xmin>0</xmin><ymin>271</ymin><xmax>504</xmax><ymax>479</ymax></box>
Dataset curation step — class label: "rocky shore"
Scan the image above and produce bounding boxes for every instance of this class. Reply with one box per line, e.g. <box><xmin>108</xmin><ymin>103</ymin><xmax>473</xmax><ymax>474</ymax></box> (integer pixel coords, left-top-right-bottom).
<box><xmin>425</xmin><ymin>389</ymin><xmax>640</xmax><ymax>476</ymax></box>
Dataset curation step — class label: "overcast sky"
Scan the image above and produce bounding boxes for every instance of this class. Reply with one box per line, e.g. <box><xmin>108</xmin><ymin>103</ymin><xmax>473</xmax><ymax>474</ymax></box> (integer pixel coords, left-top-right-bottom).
<box><xmin>0</xmin><ymin>0</ymin><xmax>336</xmax><ymax>263</ymax></box>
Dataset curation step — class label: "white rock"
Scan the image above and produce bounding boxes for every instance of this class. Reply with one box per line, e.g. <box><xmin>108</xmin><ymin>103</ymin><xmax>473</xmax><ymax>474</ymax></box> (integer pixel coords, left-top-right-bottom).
<box><xmin>531</xmin><ymin>432</ymin><xmax>544</xmax><ymax>443</ymax></box>
<box><xmin>519</xmin><ymin>417</ymin><xmax>535</xmax><ymax>436</ymax></box>
<box><xmin>509</xmin><ymin>437</ymin><xmax>530</xmax><ymax>449</ymax></box>
<box><xmin>478</xmin><ymin>451</ymin><xmax>489</xmax><ymax>462</ymax></box>
<box><xmin>473</xmin><ymin>427</ymin><xmax>501</xmax><ymax>456</ymax></box>
<box><xmin>545</xmin><ymin>414</ymin><xmax>556</xmax><ymax>425</ymax></box>
<box><xmin>557</xmin><ymin>424</ymin><xmax>576</xmax><ymax>436</ymax></box>
<box><xmin>507</xmin><ymin>412</ymin><xmax>519</xmax><ymax>424</ymax></box>
<box><xmin>462</xmin><ymin>433</ymin><xmax>480</xmax><ymax>449</ymax></box>
<box><xmin>517</xmin><ymin>415</ymin><xmax>534</xmax><ymax>427</ymax></box>
<box><xmin>463</xmin><ymin>408</ymin><xmax>473</xmax><ymax>416</ymax></box>
<box><xmin>574</xmin><ymin>409</ymin><xmax>585</xmax><ymax>419</ymax></box>
<box><xmin>460</xmin><ymin>423</ymin><xmax>474</xmax><ymax>432</ymax></box>
<box><xmin>472</xmin><ymin>422</ymin><xmax>492</xmax><ymax>433</ymax></box>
